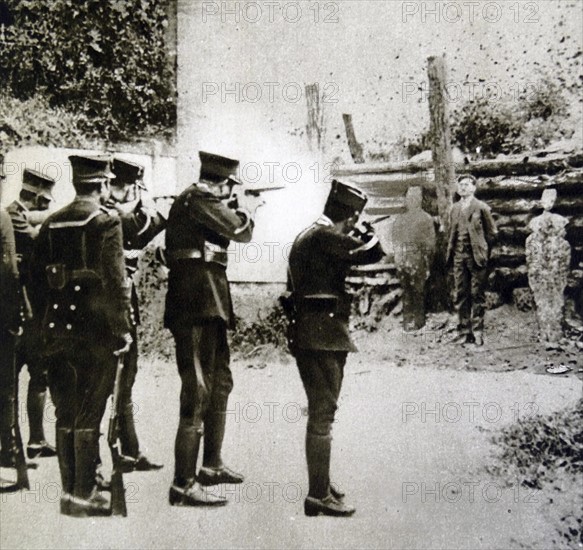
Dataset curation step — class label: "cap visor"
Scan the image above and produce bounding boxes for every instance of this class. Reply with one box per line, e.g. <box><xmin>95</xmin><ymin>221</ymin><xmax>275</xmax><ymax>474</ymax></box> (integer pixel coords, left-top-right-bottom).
<box><xmin>228</xmin><ymin>175</ymin><xmax>242</xmax><ymax>185</ymax></box>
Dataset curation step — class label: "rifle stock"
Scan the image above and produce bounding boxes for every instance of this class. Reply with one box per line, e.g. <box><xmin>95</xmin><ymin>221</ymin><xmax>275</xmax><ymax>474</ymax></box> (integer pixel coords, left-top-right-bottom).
<box><xmin>108</xmin><ymin>353</ymin><xmax>127</xmax><ymax>517</ymax></box>
<box><xmin>1</xmin><ymin>336</ymin><xmax>30</xmax><ymax>494</ymax></box>
<box><xmin>13</xmin><ymin>403</ymin><xmax>30</xmax><ymax>491</ymax></box>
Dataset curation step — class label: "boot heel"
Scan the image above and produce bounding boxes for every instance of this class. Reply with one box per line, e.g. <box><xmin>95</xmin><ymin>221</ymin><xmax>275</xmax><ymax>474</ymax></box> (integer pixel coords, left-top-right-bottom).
<box><xmin>169</xmin><ymin>488</ymin><xmax>180</xmax><ymax>506</ymax></box>
<box><xmin>304</xmin><ymin>497</ymin><xmax>320</xmax><ymax>516</ymax></box>
<box><xmin>60</xmin><ymin>495</ymin><xmax>71</xmax><ymax>515</ymax></box>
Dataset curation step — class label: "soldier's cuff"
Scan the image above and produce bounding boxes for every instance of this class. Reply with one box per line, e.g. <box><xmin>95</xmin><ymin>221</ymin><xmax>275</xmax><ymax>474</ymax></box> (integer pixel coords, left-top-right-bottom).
<box><xmin>234</xmin><ymin>209</ymin><xmax>252</xmax><ymax>235</ymax></box>
<box><xmin>349</xmin><ymin>235</ymin><xmax>379</xmax><ymax>255</ymax></box>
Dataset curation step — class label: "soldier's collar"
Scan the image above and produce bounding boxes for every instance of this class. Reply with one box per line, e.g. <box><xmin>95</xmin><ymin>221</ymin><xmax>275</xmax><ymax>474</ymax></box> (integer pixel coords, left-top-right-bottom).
<box><xmin>74</xmin><ymin>196</ymin><xmax>102</xmax><ymax>206</ymax></box>
<box><xmin>316</xmin><ymin>214</ymin><xmax>334</xmax><ymax>227</ymax></box>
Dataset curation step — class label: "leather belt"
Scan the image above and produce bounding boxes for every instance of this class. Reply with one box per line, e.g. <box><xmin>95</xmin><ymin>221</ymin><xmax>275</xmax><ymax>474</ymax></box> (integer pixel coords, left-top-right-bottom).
<box><xmin>168</xmin><ymin>245</ymin><xmax>228</xmax><ymax>267</ymax></box>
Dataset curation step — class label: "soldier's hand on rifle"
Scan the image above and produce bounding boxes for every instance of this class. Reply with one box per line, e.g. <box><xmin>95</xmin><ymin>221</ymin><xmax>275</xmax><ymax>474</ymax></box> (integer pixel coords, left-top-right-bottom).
<box><xmin>8</xmin><ymin>325</ymin><xmax>23</xmax><ymax>337</ymax></box>
<box><xmin>153</xmin><ymin>197</ymin><xmax>174</xmax><ymax>220</ymax></box>
<box><xmin>114</xmin><ymin>332</ymin><xmax>133</xmax><ymax>356</ymax></box>
<box><xmin>238</xmin><ymin>193</ymin><xmax>265</xmax><ymax>214</ymax></box>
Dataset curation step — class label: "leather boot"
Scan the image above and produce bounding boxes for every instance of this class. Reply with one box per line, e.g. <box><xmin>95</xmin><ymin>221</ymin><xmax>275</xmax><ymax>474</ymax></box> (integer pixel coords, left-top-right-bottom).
<box><xmin>68</xmin><ymin>429</ymin><xmax>110</xmax><ymax>517</ymax></box>
<box><xmin>304</xmin><ymin>433</ymin><xmax>354</xmax><ymax>517</ymax></box>
<box><xmin>56</xmin><ymin>428</ymin><xmax>75</xmax><ymax>515</ymax></box>
<box><xmin>0</xmin><ymin>395</ymin><xmax>17</xmax><ymax>468</ymax></box>
<box><xmin>118</xmin><ymin>403</ymin><xmax>162</xmax><ymax>471</ymax></box>
<box><xmin>119</xmin><ymin>402</ymin><xmax>139</xmax><ymax>459</ymax></box>
<box><xmin>198</xmin><ymin>411</ymin><xmax>243</xmax><ymax>486</ymax></box>
<box><xmin>26</xmin><ymin>390</ymin><xmax>56</xmax><ymax>458</ymax></box>
<box><xmin>169</xmin><ymin>423</ymin><xmax>226</xmax><ymax>506</ymax></box>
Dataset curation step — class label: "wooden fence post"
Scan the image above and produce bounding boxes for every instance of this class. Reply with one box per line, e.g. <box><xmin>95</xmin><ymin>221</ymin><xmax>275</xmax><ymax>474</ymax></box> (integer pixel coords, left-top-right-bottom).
<box><xmin>428</xmin><ymin>55</ymin><xmax>454</xmax><ymax>232</ymax></box>
<box><xmin>342</xmin><ymin>114</ymin><xmax>365</xmax><ymax>163</ymax></box>
<box><xmin>305</xmin><ymin>83</ymin><xmax>324</xmax><ymax>153</ymax></box>
<box><xmin>427</xmin><ymin>55</ymin><xmax>455</xmax><ymax>310</ymax></box>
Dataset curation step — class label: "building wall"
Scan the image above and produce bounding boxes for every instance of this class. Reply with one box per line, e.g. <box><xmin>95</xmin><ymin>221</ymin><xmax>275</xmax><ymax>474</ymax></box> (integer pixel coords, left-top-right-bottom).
<box><xmin>1</xmin><ymin>145</ymin><xmax>177</xmax><ymax>208</ymax></box>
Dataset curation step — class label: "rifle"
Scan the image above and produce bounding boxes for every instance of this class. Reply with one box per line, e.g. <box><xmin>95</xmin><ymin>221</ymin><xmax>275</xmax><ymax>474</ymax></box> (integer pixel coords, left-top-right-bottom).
<box><xmin>108</xmin><ymin>350</ymin><xmax>128</xmax><ymax>517</ymax></box>
<box><xmin>13</xmin><ymin>362</ymin><xmax>30</xmax><ymax>491</ymax></box>
<box><xmin>240</xmin><ymin>186</ymin><xmax>285</xmax><ymax>197</ymax></box>
<box><xmin>153</xmin><ymin>186</ymin><xmax>285</xmax><ymax>202</ymax></box>
<box><xmin>0</xmin><ymin>332</ymin><xmax>31</xmax><ymax>494</ymax></box>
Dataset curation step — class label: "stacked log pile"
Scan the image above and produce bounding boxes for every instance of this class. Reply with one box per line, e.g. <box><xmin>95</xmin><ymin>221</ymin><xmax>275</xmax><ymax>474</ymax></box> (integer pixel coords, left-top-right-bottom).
<box><xmin>335</xmin><ymin>149</ymin><xmax>583</xmax><ymax>312</ymax></box>
<box><xmin>463</xmin><ymin>155</ymin><xmax>583</xmax><ymax>301</ymax></box>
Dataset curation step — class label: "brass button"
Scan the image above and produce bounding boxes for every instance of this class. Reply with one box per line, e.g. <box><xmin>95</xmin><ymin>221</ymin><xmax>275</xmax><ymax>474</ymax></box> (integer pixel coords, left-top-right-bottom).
<box><xmin>53</xmin><ymin>304</ymin><xmax>58</xmax><ymax>309</ymax></box>
<box><xmin>329</xmin><ymin>313</ymin><xmax>334</xmax><ymax>318</ymax></box>
<box><xmin>74</xmin><ymin>285</ymin><xmax>81</xmax><ymax>292</ymax></box>
<box><xmin>49</xmin><ymin>322</ymin><xmax>55</xmax><ymax>328</ymax></box>
<box><xmin>66</xmin><ymin>324</ymin><xmax>72</xmax><ymax>330</ymax></box>
<box><xmin>70</xmin><ymin>305</ymin><xmax>76</xmax><ymax>311</ymax></box>
<box><xmin>51</xmin><ymin>267</ymin><xmax>57</xmax><ymax>273</ymax></box>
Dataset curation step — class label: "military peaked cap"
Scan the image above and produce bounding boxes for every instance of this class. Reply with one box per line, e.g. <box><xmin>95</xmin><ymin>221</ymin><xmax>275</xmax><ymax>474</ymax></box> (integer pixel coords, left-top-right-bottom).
<box><xmin>325</xmin><ymin>179</ymin><xmax>368</xmax><ymax>215</ymax></box>
<box><xmin>22</xmin><ymin>168</ymin><xmax>56</xmax><ymax>200</ymax></box>
<box><xmin>199</xmin><ymin>151</ymin><xmax>241</xmax><ymax>184</ymax></box>
<box><xmin>112</xmin><ymin>158</ymin><xmax>146</xmax><ymax>189</ymax></box>
<box><xmin>69</xmin><ymin>155</ymin><xmax>115</xmax><ymax>184</ymax></box>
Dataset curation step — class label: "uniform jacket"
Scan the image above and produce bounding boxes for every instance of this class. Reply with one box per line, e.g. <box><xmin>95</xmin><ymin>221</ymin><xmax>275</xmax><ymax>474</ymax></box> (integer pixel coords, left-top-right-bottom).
<box><xmin>6</xmin><ymin>200</ymin><xmax>44</xmax><ymax>281</ymax></box>
<box><xmin>119</xmin><ymin>201</ymin><xmax>166</xmax><ymax>326</ymax></box>
<box><xmin>446</xmin><ymin>197</ymin><xmax>498</xmax><ymax>268</ymax></box>
<box><xmin>29</xmin><ymin>197</ymin><xmax>131</xmax><ymax>350</ymax></box>
<box><xmin>0</xmin><ymin>208</ymin><xmax>20</xmax><ymax>332</ymax></box>
<box><xmin>164</xmin><ymin>183</ymin><xmax>253</xmax><ymax>331</ymax></box>
<box><xmin>287</xmin><ymin>217</ymin><xmax>384</xmax><ymax>352</ymax></box>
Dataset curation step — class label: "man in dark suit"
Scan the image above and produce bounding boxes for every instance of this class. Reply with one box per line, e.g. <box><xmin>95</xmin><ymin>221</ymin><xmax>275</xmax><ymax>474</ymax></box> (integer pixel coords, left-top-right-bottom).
<box><xmin>29</xmin><ymin>155</ymin><xmax>132</xmax><ymax>517</ymax></box>
<box><xmin>164</xmin><ymin>151</ymin><xmax>263</xmax><ymax>507</ymax></box>
<box><xmin>7</xmin><ymin>168</ymin><xmax>57</xmax><ymax>459</ymax></box>
<box><xmin>446</xmin><ymin>175</ymin><xmax>498</xmax><ymax>346</ymax></box>
<box><xmin>285</xmin><ymin>179</ymin><xmax>384</xmax><ymax>517</ymax></box>
<box><xmin>108</xmin><ymin>157</ymin><xmax>166</xmax><ymax>472</ymax></box>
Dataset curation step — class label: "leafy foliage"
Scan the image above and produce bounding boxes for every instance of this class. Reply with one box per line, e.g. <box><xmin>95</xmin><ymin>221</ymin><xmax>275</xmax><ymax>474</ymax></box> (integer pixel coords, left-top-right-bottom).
<box><xmin>0</xmin><ymin>95</ymin><xmax>99</xmax><ymax>150</ymax></box>
<box><xmin>451</xmin><ymin>76</ymin><xmax>571</xmax><ymax>157</ymax></box>
<box><xmin>230</xmin><ymin>305</ymin><xmax>289</xmax><ymax>354</ymax></box>
<box><xmin>490</xmin><ymin>398</ymin><xmax>583</xmax><ymax>490</ymax></box>
<box><xmin>0</xmin><ymin>0</ymin><xmax>176</xmax><ymax>142</ymax></box>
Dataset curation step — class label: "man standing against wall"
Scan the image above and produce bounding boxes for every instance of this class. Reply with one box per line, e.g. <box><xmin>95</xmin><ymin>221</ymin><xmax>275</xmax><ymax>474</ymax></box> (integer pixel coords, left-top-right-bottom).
<box><xmin>7</xmin><ymin>169</ymin><xmax>57</xmax><ymax>458</ymax></box>
<box><xmin>164</xmin><ymin>151</ymin><xmax>263</xmax><ymax>507</ymax></box>
<box><xmin>446</xmin><ymin>175</ymin><xmax>498</xmax><ymax>346</ymax></box>
<box><xmin>285</xmin><ymin>179</ymin><xmax>384</xmax><ymax>517</ymax></box>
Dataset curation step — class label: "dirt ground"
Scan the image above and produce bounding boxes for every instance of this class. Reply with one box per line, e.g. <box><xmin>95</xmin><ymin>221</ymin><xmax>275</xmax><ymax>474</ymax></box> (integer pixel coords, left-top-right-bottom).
<box><xmin>1</xmin><ymin>306</ymin><xmax>582</xmax><ymax>550</ymax></box>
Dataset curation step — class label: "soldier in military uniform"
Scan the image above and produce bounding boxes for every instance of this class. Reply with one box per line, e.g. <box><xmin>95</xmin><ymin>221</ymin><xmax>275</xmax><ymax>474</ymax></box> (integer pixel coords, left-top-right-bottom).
<box><xmin>0</xmin><ymin>156</ymin><xmax>22</xmax><ymax>468</ymax></box>
<box><xmin>106</xmin><ymin>157</ymin><xmax>166</xmax><ymax>471</ymax></box>
<box><xmin>164</xmin><ymin>151</ymin><xmax>263</xmax><ymax>507</ymax></box>
<box><xmin>446</xmin><ymin>175</ymin><xmax>498</xmax><ymax>346</ymax></box>
<box><xmin>7</xmin><ymin>168</ymin><xmax>57</xmax><ymax>459</ymax></box>
<box><xmin>284</xmin><ymin>180</ymin><xmax>384</xmax><ymax>517</ymax></box>
<box><xmin>29</xmin><ymin>155</ymin><xmax>132</xmax><ymax>517</ymax></box>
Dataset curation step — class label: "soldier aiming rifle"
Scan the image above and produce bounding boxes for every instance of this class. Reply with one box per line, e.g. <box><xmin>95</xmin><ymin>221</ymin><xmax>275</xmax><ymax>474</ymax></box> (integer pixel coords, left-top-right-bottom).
<box><xmin>282</xmin><ymin>179</ymin><xmax>384</xmax><ymax>517</ymax></box>
<box><xmin>164</xmin><ymin>151</ymin><xmax>266</xmax><ymax>507</ymax></box>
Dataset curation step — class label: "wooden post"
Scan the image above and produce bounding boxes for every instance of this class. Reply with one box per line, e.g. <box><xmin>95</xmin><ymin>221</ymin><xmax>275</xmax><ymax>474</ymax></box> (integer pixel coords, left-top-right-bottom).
<box><xmin>428</xmin><ymin>55</ymin><xmax>454</xmax><ymax>232</ymax></box>
<box><xmin>427</xmin><ymin>55</ymin><xmax>455</xmax><ymax>311</ymax></box>
<box><xmin>342</xmin><ymin>114</ymin><xmax>365</xmax><ymax>163</ymax></box>
<box><xmin>305</xmin><ymin>83</ymin><xmax>323</xmax><ymax>152</ymax></box>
